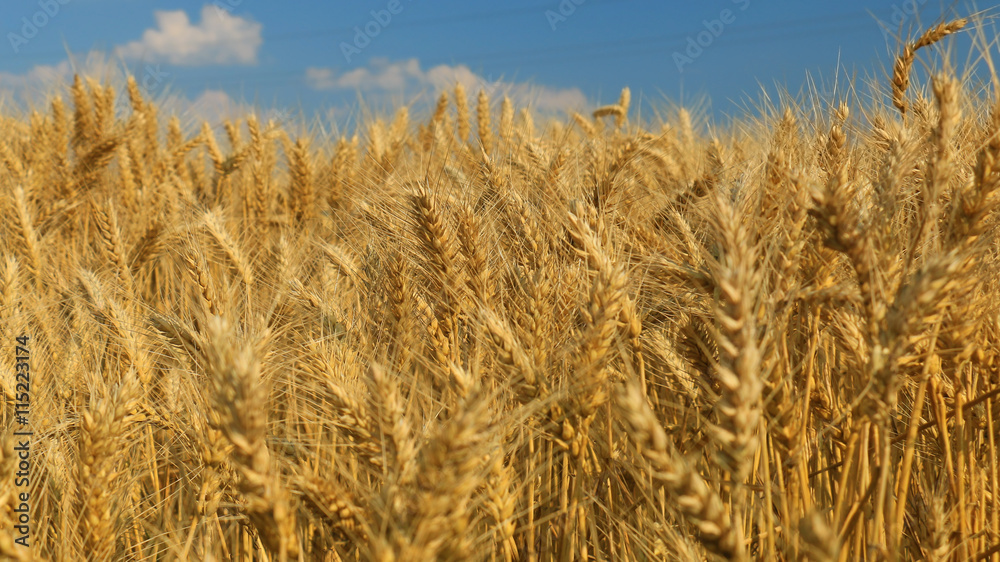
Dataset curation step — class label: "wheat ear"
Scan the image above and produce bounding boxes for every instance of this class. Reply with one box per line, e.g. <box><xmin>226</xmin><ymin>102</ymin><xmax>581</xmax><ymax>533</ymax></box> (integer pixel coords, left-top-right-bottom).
<box><xmin>76</xmin><ymin>372</ymin><xmax>142</xmax><ymax>561</ymax></box>
<box><xmin>615</xmin><ymin>382</ymin><xmax>739</xmax><ymax>558</ymax></box>
<box><xmin>477</xmin><ymin>89</ymin><xmax>493</xmax><ymax>155</ymax></box>
<box><xmin>202</xmin><ymin>316</ymin><xmax>300</xmax><ymax>560</ymax></box>
<box><xmin>891</xmin><ymin>18</ymin><xmax>967</xmax><ymax>116</ymax></box>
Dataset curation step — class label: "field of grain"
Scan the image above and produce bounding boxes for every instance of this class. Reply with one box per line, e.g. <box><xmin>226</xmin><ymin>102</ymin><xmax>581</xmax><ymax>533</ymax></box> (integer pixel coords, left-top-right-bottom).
<box><xmin>0</xmin><ymin>19</ymin><xmax>998</xmax><ymax>562</ymax></box>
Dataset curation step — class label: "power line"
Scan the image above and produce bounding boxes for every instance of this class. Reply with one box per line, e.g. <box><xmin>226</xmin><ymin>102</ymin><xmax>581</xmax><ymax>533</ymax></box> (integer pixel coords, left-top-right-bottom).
<box><xmin>153</xmin><ymin>10</ymin><xmax>883</xmax><ymax>91</ymax></box>
<box><xmin>0</xmin><ymin>5</ymin><xmax>924</xmax><ymax>99</ymax></box>
<box><xmin>0</xmin><ymin>0</ymin><xmax>632</xmax><ymax>64</ymax></box>
<box><xmin>263</xmin><ymin>0</ymin><xmax>634</xmax><ymax>41</ymax></box>
<box><xmin>452</xmin><ymin>10</ymin><xmax>876</xmax><ymax>66</ymax></box>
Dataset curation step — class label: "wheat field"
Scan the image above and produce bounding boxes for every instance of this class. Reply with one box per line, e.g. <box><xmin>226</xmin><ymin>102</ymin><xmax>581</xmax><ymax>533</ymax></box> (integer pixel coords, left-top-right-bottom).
<box><xmin>0</xmin><ymin>18</ymin><xmax>999</xmax><ymax>562</ymax></box>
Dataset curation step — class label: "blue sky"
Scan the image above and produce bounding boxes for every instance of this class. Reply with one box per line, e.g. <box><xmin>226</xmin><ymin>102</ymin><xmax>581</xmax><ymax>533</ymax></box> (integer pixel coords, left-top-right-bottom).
<box><xmin>0</xmin><ymin>0</ymin><xmax>989</xmax><ymax>130</ymax></box>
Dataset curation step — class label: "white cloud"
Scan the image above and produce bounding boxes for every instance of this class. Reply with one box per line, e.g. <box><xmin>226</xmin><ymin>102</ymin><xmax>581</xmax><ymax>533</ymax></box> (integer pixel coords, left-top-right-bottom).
<box><xmin>304</xmin><ymin>67</ymin><xmax>336</xmax><ymax>91</ymax></box>
<box><xmin>0</xmin><ymin>53</ymin><xmax>122</xmax><ymax>102</ymax></box>
<box><xmin>0</xmin><ymin>62</ymin><xmax>66</xmax><ymax>92</ymax></box>
<box><xmin>116</xmin><ymin>6</ymin><xmax>262</xmax><ymax>66</ymax></box>
<box><xmin>0</xmin><ymin>52</ymin><xmax>291</xmax><ymax>135</ymax></box>
<box><xmin>307</xmin><ymin>58</ymin><xmax>423</xmax><ymax>92</ymax></box>
<box><xmin>305</xmin><ymin>58</ymin><xmax>588</xmax><ymax>112</ymax></box>
<box><xmin>188</xmin><ymin>89</ymin><xmax>240</xmax><ymax>121</ymax></box>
